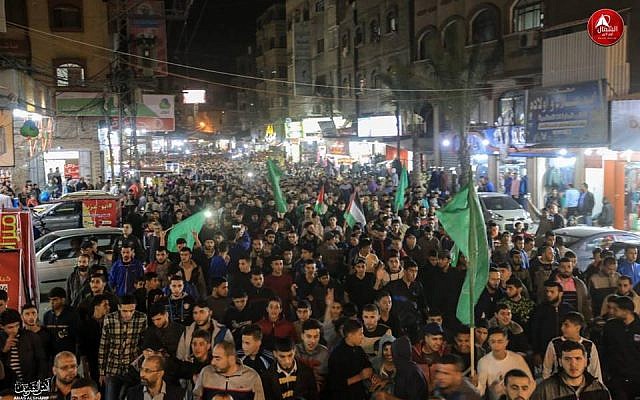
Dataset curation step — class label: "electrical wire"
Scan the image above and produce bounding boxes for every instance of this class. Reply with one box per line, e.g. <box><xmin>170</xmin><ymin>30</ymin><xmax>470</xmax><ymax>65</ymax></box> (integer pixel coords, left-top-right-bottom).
<box><xmin>7</xmin><ymin>21</ymin><xmax>532</xmax><ymax>94</ymax></box>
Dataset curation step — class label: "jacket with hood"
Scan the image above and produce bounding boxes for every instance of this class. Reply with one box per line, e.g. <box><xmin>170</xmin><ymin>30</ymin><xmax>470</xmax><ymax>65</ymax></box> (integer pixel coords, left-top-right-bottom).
<box><xmin>194</xmin><ymin>362</ymin><xmax>265</xmax><ymax>400</ymax></box>
<box><xmin>370</xmin><ymin>335</ymin><xmax>396</xmax><ymax>395</ymax></box>
<box><xmin>176</xmin><ymin>318</ymin><xmax>234</xmax><ymax>361</ymax></box>
<box><xmin>531</xmin><ymin>371</ymin><xmax>609</xmax><ymax>400</ymax></box>
<box><xmin>392</xmin><ymin>336</ymin><xmax>428</xmax><ymax>400</ymax></box>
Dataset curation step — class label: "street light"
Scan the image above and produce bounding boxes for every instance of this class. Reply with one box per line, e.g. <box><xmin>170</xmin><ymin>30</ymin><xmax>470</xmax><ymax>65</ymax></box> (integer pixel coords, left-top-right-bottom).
<box><xmin>442</xmin><ymin>139</ymin><xmax>451</xmax><ymax>147</ymax></box>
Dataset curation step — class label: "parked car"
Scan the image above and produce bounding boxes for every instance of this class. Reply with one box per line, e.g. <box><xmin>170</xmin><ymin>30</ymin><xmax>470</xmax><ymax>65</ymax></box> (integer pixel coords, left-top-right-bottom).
<box><xmin>34</xmin><ymin>227</ymin><xmax>122</xmax><ymax>301</ymax></box>
<box><xmin>478</xmin><ymin>193</ymin><xmax>533</xmax><ymax>233</ymax></box>
<box><xmin>32</xmin><ymin>192</ymin><xmax>121</xmax><ymax>235</ymax></box>
<box><xmin>552</xmin><ymin>226</ymin><xmax>640</xmax><ymax>271</ymax></box>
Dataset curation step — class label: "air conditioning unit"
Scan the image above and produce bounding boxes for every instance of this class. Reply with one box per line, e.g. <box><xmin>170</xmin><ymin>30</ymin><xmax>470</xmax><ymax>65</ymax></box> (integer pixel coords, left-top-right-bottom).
<box><xmin>519</xmin><ymin>31</ymin><xmax>540</xmax><ymax>49</ymax></box>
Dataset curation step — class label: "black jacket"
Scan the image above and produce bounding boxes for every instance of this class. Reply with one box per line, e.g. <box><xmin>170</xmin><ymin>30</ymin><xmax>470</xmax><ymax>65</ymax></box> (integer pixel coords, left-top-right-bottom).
<box><xmin>531</xmin><ymin>372</ymin><xmax>609</xmax><ymax>400</ymax></box>
<box><xmin>263</xmin><ymin>360</ymin><xmax>318</xmax><ymax>400</ymax></box>
<box><xmin>391</xmin><ymin>336</ymin><xmax>428</xmax><ymax>400</ymax></box>
<box><xmin>530</xmin><ymin>301</ymin><xmax>575</xmax><ymax>355</ymax></box>
<box><xmin>602</xmin><ymin>314</ymin><xmax>640</xmax><ymax>381</ymax></box>
<box><xmin>125</xmin><ymin>382</ymin><xmax>185</xmax><ymax>400</ymax></box>
<box><xmin>0</xmin><ymin>330</ymin><xmax>48</xmax><ymax>389</ymax></box>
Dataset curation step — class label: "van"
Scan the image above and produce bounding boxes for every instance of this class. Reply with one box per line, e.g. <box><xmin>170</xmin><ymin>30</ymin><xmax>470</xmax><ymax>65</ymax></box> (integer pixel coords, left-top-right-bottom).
<box><xmin>34</xmin><ymin>227</ymin><xmax>122</xmax><ymax>301</ymax></box>
<box><xmin>478</xmin><ymin>193</ymin><xmax>533</xmax><ymax>232</ymax></box>
<box><xmin>33</xmin><ymin>192</ymin><xmax>121</xmax><ymax>235</ymax></box>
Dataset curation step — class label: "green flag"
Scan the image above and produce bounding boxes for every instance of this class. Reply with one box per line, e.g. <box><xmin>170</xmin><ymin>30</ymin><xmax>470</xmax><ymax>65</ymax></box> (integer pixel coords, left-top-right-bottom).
<box><xmin>266</xmin><ymin>159</ymin><xmax>287</xmax><ymax>213</ymax></box>
<box><xmin>167</xmin><ymin>210</ymin><xmax>207</xmax><ymax>252</ymax></box>
<box><xmin>393</xmin><ymin>167</ymin><xmax>408</xmax><ymax>213</ymax></box>
<box><xmin>435</xmin><ymin>183</ymin><xmax>490</xmax><ymax>325</ymax></box>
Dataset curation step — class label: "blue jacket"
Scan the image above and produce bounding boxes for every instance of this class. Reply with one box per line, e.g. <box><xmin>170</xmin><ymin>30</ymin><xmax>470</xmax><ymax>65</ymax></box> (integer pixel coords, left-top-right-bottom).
<box><xmin>109</xmin><ymin>259</ymin><xmax>144</xmax><ymax>296</ymax></box>
<box><xmin>618</xmin><ymin>259</ymin><xmax>640</xmax><ymax>287</ymax></box>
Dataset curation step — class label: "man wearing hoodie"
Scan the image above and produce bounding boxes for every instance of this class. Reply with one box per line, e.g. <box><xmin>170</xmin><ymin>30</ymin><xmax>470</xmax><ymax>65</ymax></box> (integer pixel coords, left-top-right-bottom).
<box><xmin>369</xmin><ymin>335</ymin><xmax>429</xmax><ymax>400</ymax></box>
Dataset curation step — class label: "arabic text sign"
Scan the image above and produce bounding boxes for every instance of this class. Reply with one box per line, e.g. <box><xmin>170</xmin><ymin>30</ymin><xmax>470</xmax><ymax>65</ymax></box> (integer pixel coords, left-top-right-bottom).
<box><xmin>14</xmin><ymin>378</ymin><xmax>51</xmax><ymax>398</ymax></box>
<box><xmin>526</xmin><ymin>80</ymin><xmax>608</xmax><ymax>146</ymax></box>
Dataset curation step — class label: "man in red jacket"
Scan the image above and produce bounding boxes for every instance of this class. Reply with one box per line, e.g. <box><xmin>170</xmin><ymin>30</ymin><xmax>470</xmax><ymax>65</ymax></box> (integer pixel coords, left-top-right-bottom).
<box><xmin>257</xmin><ymin>297</ymin><xmax>296</xmax><ymax>351</ymax></box>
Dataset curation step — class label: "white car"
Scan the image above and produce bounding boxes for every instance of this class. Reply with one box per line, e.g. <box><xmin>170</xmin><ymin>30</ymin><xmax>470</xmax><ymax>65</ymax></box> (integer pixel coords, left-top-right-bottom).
<box><xmin>478</xmin><ymin>193</ymin><xmax>533</xmax><ymax>232</ymax></box>
<box><xmin>34</xmin><ymin>227</ymin><xmax>122</xmax><ymax>301</ymax></box>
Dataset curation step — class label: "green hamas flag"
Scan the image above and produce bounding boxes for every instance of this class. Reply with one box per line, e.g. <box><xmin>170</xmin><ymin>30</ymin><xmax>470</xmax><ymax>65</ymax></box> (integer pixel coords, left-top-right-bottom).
<box><xmin>435</xmin><ymin>183</ymin><xmax>490</xmax><ymax>325</ymax></box>
<box><xmin>266</xmin><ymin>159</ymin><xmax>287</xmax><ymax>213</ymax></box>
<box><xmin>394</xmin><ymin>167</ymin><xmax>408</xmax><ymax>213</ymax></box>
<box><xmin>167</xmin><ymin>210</ymin><xmax>207</xmax><ymax>252</ymax></box>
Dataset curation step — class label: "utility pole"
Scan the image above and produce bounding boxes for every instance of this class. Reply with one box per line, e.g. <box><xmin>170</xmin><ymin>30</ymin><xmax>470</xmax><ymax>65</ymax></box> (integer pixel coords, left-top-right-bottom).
<box><xmin>112</xmin><ymin>0</ymin><xmax>136</xmax><ymax>180</ymax></box>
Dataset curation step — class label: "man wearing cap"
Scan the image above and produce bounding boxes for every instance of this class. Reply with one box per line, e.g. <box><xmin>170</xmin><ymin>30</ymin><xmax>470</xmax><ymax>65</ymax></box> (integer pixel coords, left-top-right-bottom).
<box><xmin>412</xmin><ymin>322</ymin><xmax>448</xmax><ymax>391</ymax></box>
<box><xmin>0</xmin><ymin>308</ymin><xmax>48</xmax><ymax>389</ymax></box>
<box><xmin>44</xmin><ymin>287</ymin><xmax>81</xmax><ymax>358</ymax></box>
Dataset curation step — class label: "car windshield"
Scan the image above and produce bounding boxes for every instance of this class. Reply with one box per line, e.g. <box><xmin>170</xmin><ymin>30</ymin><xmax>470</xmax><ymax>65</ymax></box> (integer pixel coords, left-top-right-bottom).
<box><xmin>481</xmin><ymin>196</ymin><xmax>521</xmax><ymax>211</ymax></box>
<box><xmin>34</xmin><ymin>234</ymin><xmax>60</xmax><ymax>253</ymax></box>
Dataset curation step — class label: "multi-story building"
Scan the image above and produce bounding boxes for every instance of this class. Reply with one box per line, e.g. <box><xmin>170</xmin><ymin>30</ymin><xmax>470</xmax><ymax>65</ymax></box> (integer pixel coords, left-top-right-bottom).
<box><xmin>256</xmin><ymin>2</ymin><xmax>289</xmax><ymax>132</ymax></box>
<box><xmin>0</xmin><ymin>0</ymin><xmax>112</xmax><ymax>187</ymax></box>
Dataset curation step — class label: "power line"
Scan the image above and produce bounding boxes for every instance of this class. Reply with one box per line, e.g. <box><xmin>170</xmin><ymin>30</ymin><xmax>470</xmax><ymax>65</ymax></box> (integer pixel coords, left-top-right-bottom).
<box><xmin>7</xmin><ymin>21</ymin><xmax>529</xmax><ymax>94</ymax></box>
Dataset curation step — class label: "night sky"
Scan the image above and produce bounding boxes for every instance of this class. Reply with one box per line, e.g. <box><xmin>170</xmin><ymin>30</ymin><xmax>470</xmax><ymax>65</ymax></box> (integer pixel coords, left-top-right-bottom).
<box><xmin>167</xmin><ymin>0</ymin><xmax>276</xmax><ymax>72</ymax></box>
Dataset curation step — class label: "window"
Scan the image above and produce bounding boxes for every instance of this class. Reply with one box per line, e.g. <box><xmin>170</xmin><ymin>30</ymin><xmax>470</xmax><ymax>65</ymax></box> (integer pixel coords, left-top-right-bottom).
<box><xmin>278</xmin><ymin>65</ymin><xmax>287</xmax><ymax>78</ymax></box>
<box><xmin>442</xmin><ymin>19</ymin><xmax>465</xmax><ymax>50</ymax></box>
<box><xmin>55</xmin><ymin>62</ymin><xmax>85</xmax><ymax>87</ymax></box>
<box><xmin>472</xmin><ymin>8</ymin><xmax>500</xmax><ymax>44</ymax></box>
<box><xmin>270</xmin><ymin>38</ymin><xmax>276</xmax><ymax>49</ymax></box>
<box><xmin>315</xmin><ymin>0</ymin><xmax>324</xmax><ymax>12</ymax></box>
<box><xmin>386</xmin><ymin>11</ymin><xmax>398</xmax><ymax>33</ymax></box>
<box><xmin>317</xmin><ymin>38</ymin><xmax>325</xmax><ymax>54</ymax></box>
<box><xmin>279</xmin><ymin>35</ymin><xmax>286</xmax><ymax>48</ymax></box>
<box><xmin>370</xmin><ymin>70</ymin><xmax>378</xmax><ymax>88</ymax></box>
<box><xmin>354</xmin><ymin>26</ymin><xmax>364</xmax><ymax>46</ymax></box>
<box><xmin>513</xmin><ymin>0</ymin><xmax>543</xmax><ymax>32</ymax></box>
<box><xmin>370</xmin><ymin>20</ymin><xmax>381</xmax><ymax>42</ymax></box>
<box><xmin>49</xmin><ymin>1</ymin><xmax>82</xmax><ymax>31</ymax></box>
<box><xmin>417</xmin><ymin>30</ymin><xmax>436</xmax><ymax>60</ymax></box>
<box><xmin>498</xmin><ymin>92</ymin><xmax>525</xmax><ymax>126</ymax></box>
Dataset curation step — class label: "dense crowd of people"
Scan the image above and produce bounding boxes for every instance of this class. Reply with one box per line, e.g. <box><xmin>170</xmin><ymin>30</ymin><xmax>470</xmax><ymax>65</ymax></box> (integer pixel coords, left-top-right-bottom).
<box><xmin>0</xmin><ymin>157</ymin><xmax>639</xmax><ymax>400</ymax></box>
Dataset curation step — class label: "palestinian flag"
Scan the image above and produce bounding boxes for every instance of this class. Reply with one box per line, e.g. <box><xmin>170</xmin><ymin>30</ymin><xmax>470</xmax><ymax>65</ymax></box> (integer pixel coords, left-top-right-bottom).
<box><xmin>345</xmin><ymin>192</ymin><xmax>366</xmax><ymax>228</ymax></box>
<box><xmin>314</xmin><ymin>185</ymin><xmax>327</xmax><ymax>215</ymax></box>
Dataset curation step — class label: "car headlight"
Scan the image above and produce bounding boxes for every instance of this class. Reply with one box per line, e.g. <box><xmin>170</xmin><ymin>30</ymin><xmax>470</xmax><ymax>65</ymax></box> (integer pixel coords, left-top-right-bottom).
<box><xmin>490</xmin><ymin>212</ymin><xmax>504</xmax><ymax>221</ymax></box>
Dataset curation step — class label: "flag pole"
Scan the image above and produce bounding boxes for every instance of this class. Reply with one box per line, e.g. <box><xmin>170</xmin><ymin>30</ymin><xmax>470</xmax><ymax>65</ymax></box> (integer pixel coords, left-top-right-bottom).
<box><xmin>469</xmin><ymin>174</ymin><xmax>477</xmax><ymax>379</ymax></box>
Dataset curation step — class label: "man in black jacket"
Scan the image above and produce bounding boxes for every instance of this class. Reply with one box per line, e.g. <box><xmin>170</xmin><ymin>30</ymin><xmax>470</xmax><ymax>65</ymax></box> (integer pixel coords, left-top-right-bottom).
<box><xmin>263</xmin><ymin>337</ymin><xmax>317</xmax><ymax>400</ymax></box>
<box><xmin>126</xmin><ymin>354</ymin><xmax>185</xmax><ymax>400</ymax></box>
<box><xmin>0</xmin><ymin>309</ymin><xmax>48</xmax><ymax>390</ymax></box>
<box><xmin>529</xmin><ymin>281</ymin><xmax>574</xmax><ymax>368</ymax></box>
<box><xmin>602</xmin><ymin>295</ymin><xmax>640</xmax><ymax>400</ymax></box>
<box><xmin>327</xmin><ymin>319</ymin><xmax>372</xmax><ymax>400</ymax></box>
<box><xmin>578</xmin><ymin>183</ymin><xmax>595</xmax><ymax>226</ymax></box>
